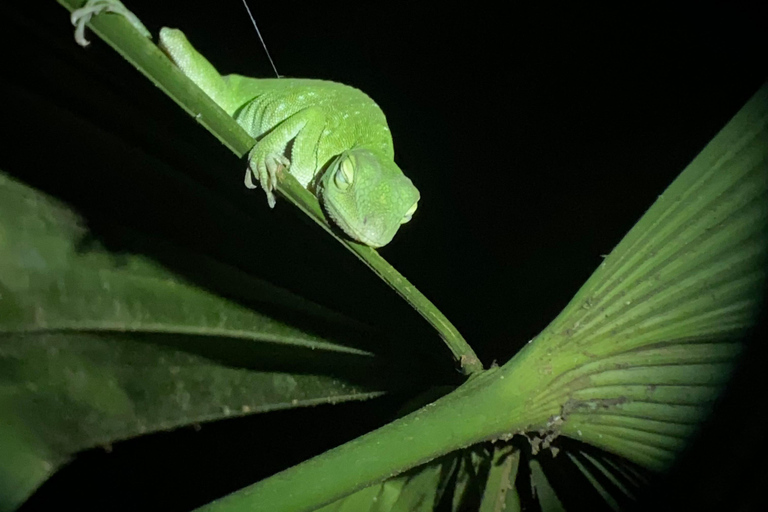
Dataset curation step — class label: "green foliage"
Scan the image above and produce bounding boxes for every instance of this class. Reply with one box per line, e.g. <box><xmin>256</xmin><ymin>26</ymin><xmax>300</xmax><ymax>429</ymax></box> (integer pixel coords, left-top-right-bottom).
<box><xmin>0</xmin><ymin>1</ymin><xmax>765</xmax><ymax>511</ymax></box>
<box><xmin>0</xmin><ymin>172</ymin><xmax>385</xmax><ymax>509</ymax></box>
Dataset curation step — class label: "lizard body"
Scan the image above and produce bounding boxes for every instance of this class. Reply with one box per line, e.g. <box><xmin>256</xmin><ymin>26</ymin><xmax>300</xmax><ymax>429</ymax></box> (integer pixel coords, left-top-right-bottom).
<box><xmin>72</xmin><ymin>1</ymin><xmax>420</xmax><ymax>247</ymax></box>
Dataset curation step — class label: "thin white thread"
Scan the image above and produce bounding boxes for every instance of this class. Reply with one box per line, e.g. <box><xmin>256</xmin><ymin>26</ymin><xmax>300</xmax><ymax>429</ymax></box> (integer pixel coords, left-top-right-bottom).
<box><xmin>240</xmin><ymin>0</ymin><xmax>281</xmax><ymax>78</ymax></box>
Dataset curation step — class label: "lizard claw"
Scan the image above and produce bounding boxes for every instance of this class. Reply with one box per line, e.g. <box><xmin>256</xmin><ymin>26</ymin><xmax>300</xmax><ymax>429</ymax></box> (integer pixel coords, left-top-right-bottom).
<box><xmin>245</xmin><ymin>152</ymin><xmax>291</xmax><ymax>209</ymax></box>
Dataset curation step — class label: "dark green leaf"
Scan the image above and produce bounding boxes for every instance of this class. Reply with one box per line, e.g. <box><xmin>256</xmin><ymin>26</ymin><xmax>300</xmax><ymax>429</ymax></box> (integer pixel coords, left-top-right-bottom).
<box><xmin>0</xmin><ymin>172</ymin><xmax>385</xmax><ymax>509</ymax></box>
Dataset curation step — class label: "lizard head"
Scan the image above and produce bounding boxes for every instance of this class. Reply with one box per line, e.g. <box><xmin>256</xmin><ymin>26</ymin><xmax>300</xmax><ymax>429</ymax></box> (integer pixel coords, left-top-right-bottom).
<box><xmin>318</xmin><ymin>148</ymin><xmax>419</xmax><ymax>248</ymax></box>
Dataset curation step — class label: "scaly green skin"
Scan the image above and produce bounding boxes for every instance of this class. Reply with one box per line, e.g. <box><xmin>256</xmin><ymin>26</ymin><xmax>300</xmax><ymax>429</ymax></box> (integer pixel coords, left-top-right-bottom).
<box><xmin>72</xmin><ymin>1</ymin><xmax>420</xmax><ymax>247</ymax></box>
<box><xmin>163</xmin><ymin>29</ymin><xmax>420</xmax><ymax>248</ymax></box>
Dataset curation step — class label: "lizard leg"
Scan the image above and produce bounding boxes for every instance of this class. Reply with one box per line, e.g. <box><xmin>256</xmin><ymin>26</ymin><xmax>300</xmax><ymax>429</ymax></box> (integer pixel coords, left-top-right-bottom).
<box><xmin>71</xmin><ymin>0</ymin><xmax>151</xmax><ymax>47</ymax></box>
<box><xmin>237</xmin><ymin>106</ymin><xmax>326</xmax><ymax>208</ymax></box>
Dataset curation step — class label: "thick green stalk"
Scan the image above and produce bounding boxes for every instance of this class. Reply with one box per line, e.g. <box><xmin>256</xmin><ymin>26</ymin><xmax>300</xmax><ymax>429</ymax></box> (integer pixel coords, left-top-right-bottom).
<box><xmin>195</xmin><ymin>367</ymin><xmax>542</xmax><ymax>512</ymax></box>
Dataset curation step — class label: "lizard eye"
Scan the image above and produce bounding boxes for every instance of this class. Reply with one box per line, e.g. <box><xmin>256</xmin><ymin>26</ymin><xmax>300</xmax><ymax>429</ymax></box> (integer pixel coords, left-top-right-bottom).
<box><xmin>334</xmin><ymin>157</ymin><xmax>355</xmax><ymax>190</ymax></box>
<box><xmin>401</xmin><ymin>202</ymin><xmax>418</xmax><ymax>224</ymax></box>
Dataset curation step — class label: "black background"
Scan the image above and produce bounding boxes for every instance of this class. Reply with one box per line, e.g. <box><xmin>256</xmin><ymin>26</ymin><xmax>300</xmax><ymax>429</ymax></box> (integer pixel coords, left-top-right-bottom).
<box><xmin>3</xmin><ymin>1</ymin><xmax>767</xmax><ymax>510</ymax></box>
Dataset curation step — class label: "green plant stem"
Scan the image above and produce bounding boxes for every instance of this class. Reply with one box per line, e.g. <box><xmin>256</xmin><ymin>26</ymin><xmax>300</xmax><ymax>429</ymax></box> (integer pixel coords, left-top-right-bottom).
<box><xmin>190</xmin><ymin>338</ymin><xmax>563</xmax><ymax>510</ymax></box>
<box><xmin>194</xmin><ymin>367</ymin><xmax>535</xmax><ymax>512</ymax></box>
<box><xmin>57</xmin><ymin>0</ymin><xmax>483</xmax><ymax>375</ymax></box>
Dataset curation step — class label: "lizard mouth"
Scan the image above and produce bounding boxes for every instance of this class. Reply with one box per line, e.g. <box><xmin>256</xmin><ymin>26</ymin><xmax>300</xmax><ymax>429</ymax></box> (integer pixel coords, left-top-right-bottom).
<box><xmin>322</xmin><ymin>201</ymin><xmax>392</xmax><ymax>248</ymax></box>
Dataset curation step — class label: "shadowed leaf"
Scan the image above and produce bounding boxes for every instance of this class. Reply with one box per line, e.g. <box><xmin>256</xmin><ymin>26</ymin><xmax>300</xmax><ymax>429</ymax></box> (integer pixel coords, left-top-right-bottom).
<box><xmin>0</xmin><ymin>173</ymin><xmax>386</xmax><ymax>510</ymax></box>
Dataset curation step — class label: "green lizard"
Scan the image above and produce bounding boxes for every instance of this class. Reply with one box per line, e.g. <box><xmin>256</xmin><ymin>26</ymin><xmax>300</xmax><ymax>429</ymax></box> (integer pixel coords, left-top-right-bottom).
<box><xmin>71</xmin><ymin>0</ymin><xmax>420</xmax><ymax>248</ymax></box>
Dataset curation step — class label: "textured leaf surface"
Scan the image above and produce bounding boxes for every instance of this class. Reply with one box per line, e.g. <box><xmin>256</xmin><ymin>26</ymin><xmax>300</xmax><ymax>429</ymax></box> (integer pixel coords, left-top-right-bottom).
<box><xmin>526</xmin><ymin>440</ymin><xmax>651</xmax><ymax>511</ymax></box>
<box><xmin>479</xmin><ymin>445</ymin><xmax>519</xmax><ymax>512</ymax></box>
<box><xmin>0</xmin><ymin>173</ymin><xmax>384</xmax><ymax>509</ymax></box>
<box><xmin>312</xmin><ymin>455</ymin><xmax>458</xmax><ymax>512</ymax></box>
<box><xmin>498</xmin><ymin>84</ymin><xmax>768</xmax><ymax>472</ymax></box>
<box><xmin>529</xmin><ymin>459</ymin><xmax>565</xmax><ymax>512</ymax></box>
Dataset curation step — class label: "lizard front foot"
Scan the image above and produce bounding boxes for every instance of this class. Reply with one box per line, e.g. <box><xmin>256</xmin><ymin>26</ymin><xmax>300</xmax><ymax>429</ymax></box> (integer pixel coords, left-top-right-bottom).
<box><xmin>244</xmin><ymin>151</ymin><xmax>291</xmax><ymax>209</ymax></box>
